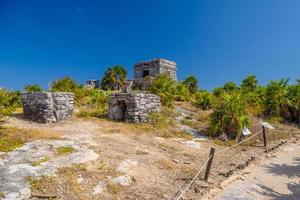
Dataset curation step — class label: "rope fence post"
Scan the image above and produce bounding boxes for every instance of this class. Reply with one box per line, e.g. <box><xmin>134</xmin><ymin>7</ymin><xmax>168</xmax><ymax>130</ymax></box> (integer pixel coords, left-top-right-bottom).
<box><xmin>262</xmin><ymin>126</ymin><xmax>267</xmax><ymax>147</ymax></box>
<box><xmin>204</xmin><ymin>147</ymin><xmax>215</xmax><ymax>182</ymax></box>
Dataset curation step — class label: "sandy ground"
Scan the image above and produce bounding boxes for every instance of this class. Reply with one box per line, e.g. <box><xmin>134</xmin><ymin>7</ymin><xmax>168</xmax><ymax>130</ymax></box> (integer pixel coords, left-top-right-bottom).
<box><xmin>1</xmin><ymin>113</ymin><xmax>299</xmax><ymax>200</ymax></box>
<box><xmin>215</xmin><ymin>141</ymin><xmax>300</xmax><ymax>200</ymax></box>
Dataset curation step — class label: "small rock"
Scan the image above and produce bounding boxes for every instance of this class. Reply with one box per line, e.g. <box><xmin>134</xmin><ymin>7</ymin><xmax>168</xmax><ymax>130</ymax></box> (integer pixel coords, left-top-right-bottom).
<box><xmin>173</xmin><ymin>159</ymin><xmax>179</xmax><ymax>163</ymax></box>
<box><xmin>111</xmin><ymin>175</ymin><xmax>131</xmax><ymax>186</ymax></box>
<box><xmin>194</xmin><ymin>187</ymin><xmax>200</xmax><ymax>193</ymax></box>
<box><xmin>93</xmin><ymin>181</ymin><xmax>106</xmax><ymax>195</ymax></box>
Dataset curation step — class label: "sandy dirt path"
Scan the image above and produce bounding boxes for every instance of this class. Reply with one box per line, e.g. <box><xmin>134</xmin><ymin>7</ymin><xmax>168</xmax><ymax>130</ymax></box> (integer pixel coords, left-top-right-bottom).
<box><xmin>215</xmin><ymin>141</ymin><xmax>300</xmax><ymax>200</ymax></box>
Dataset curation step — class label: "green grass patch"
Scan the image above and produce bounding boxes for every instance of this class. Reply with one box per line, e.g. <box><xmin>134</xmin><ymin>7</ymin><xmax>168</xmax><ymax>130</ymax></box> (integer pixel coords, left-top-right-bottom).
<box><xmin>29</xmin><ymin>177</ymin><xmax>39</xmax><ymax>189</ymax></box>
<box><xmin>213</xmin><ymin>139</ymin><xmax>236</xmax><ymax>146</ymax></box>
<box><xmin>98</xmin><ymin>160</ymin><xmax>105</xmax><ymax>170</ymax></box>
<box><xmin>0</xmin><ymin>191</ymin><xmax>4</xmax><ymax>198</ymax></box>
<box><xmin>56</xmin><ymin>146</ymin><xmax>75</xmax><ymax>155</ymax></box>
<box><xmin>0</xmin><ymin>137</ymin><xmax>23</xmax><ymax>152</ymax></box>
<box><xmin>32</xmin><ymin>157</ymin><xmax>50</xmax><ymax>166</ymax></box>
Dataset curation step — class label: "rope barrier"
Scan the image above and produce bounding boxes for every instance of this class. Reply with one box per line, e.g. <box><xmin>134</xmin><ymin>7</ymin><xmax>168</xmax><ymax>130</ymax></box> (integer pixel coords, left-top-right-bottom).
<box><xmin>173</xmin><ymin>155</ymin><xmax>212</xmax><ymax>200</ymax></box>
<box><xmin>172</xmin><ymin>127</ymin><xmax>300</xmax><ymax>199</ymax></box>
<box><xmin>215</xmin><ymin>129</ymin><xmax>263</xmax><ymax>155</ymax></box>
<box><xmin>172</xmin><ymin>129</ymin><xmax>263</xmax><ymax>200</ymax></box>
<box><xmin>268</xmin><ymin>129</ymin><xmax>300</xmax><ymax>134</ymax></box>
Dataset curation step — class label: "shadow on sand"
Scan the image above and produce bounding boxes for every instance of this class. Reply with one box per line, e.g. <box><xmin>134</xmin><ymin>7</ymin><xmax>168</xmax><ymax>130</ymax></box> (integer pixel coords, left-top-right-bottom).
<box><xmin>253</xmin><ymin>157</ymin><xmax>300</xmax><ymax>200</ymax></box>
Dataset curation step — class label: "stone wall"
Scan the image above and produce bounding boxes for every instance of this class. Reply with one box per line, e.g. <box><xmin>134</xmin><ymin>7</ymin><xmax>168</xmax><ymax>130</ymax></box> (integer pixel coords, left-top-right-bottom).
<box><xmin>134</xmin><ymin>58</ymin><xmax>177</xmax><ymax>80</ymax></box>
<box><xmin>21</xmin><ymin>92</ymin><xmax>74</xmax><ymax>123</ymax></box>
<box><xmin>109</xmin><ymin>92</ymin><xmax>161</xmax><ymax>123</ymax></box>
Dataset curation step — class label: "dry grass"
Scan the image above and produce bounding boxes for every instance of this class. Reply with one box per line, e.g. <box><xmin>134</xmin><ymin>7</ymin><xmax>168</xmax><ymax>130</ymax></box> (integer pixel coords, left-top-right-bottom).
<box><xmin>107</xmin><ymin>183</ymin><xmax>122</xmax><ymax>195</ymax></box>
<box><xmin>157</xmin><ymin>159</ymin><xmax>176</xmax><ymax>170</ymax></box>
<box><xmin>0</xmin><ymin>124</ymin><xmax>60</xmax><ymax>152</ymax></box>
<box><xmin>1</xmin><ymin>126</ymin><xmax>60</xmax><ymax>141</ymax></box>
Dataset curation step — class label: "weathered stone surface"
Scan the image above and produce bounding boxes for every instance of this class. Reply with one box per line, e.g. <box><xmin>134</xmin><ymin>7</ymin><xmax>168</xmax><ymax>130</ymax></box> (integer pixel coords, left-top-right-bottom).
<box><xmin>108</xmin><ymin>92</ymin><xmax>161</xmax><ymax>123</ymax></box>
<box><xmin>21</xmin><ymin>92</ymin><xmax>74</xmax><ymax>123</ymax></box>
<box><xmin>134</xmin><ymin>58</ymin><xmax>177</xmax><ymax>80</ymax></box>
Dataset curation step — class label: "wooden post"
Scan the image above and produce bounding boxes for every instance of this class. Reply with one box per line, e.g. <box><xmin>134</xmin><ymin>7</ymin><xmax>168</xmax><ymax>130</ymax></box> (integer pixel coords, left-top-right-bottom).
<box><xmin>262</xmin><ymin>126</ymin><xmax>267</xmax><ymax>147</ymax></box>
<box><xmin>204</xmin><ymin>147</ymin><xmax>215</xmax><ymax>182</ymax></box>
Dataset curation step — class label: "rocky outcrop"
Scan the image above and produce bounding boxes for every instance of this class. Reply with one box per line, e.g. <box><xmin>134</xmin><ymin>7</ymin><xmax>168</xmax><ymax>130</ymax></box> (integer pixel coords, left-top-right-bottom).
<box><xmin>21</xmin><ymin>92</ymin><xmax>74</xmax><ymax>123</ymax></box>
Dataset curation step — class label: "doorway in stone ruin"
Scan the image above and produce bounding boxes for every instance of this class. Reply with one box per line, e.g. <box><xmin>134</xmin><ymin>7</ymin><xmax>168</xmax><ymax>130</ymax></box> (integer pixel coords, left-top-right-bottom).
<box><xmin>143</xmin><ymin>70</ymin><xmax>149</xmax><ymax>78</ymax></box>
<box><xmin>117</xmin><ymin>100</ymin><xmax>128</xmax><ymax>120</ymax></box>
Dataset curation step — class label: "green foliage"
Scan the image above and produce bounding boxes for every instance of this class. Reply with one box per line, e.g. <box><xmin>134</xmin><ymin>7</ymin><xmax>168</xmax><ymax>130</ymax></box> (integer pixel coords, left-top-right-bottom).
<box><xmin>183</xmin><ymin>76</ymin><xmax>198</xmax><ymax>93</ymax></box>
<box><xmin>194</xmin><ymin>91</ymin><xmax>214</xmax><ymax>110</ymax></box>
<box><xmin>149</xmin><ymin>74</ymin><xmax>177</xmax><ymax>107</ymax></box>
<box><xmin>56</xmin><ymin>146</ymin><xmax>75</xmax><ymax>155</ymax></box>
<box><xmin>209</xmin><ymin>93</ymin><xmax>249</xmax><ymax>139</ymax></box>
<box><xmin>101</xmin><ymin>65</ymin><xmax>127</xmax><ymax>91</ymax></box>
<box><xmin>50</xmin><ymin>77</ymin><xmax>92</xmax><ymax>106</ymax></box>
<box><xmin>263</xmin><ymin>79</ymin><xmax>292</xmax><ymax>121</ymax></box>
<box><xmin>0</xmin><ymin>137</ymin><xmax>24</xmax><ymax>152</ymax></box>
<box><xmin>212</xmin><ymin>81</ymin><xmax>238</xmax><ymax>97</ymax></box>
<box><xmin>240</xmin><ymin>75</ymin><xmax>258</xmax><ymax>92</ymax></box>
<box><xmin>149</xmin><ymin>74</ymin><xmax>191</xmax><ymax>106</ymax></box>
<box><xmin>0</xmin><ymin>89</ymin><xmax>19</xmax><ymax>119</ymax></box>
<box><xmin>24</xmin><ymin>84</ymin><xmax>43</xmax><ymax>92</ymax></box>
<box><xmin>78</xmin><ymin>89</ymin><xmax>110</xmax><ymax>117</ymax></box>
<box><xmin>50</xmin><ymin>77</ymin><xmax>79</xmax><ymax>93</ymax></box>
<box><xmin>174</xmin><ymin>83</ymin><xmax>190</xmax><ymax>101</ymax></box>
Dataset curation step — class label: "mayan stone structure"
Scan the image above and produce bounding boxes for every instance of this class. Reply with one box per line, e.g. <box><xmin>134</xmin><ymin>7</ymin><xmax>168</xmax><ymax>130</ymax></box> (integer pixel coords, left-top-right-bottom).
<box><xmin>85</xmin><ymin>79</ymin><xmax>100</xmax><ymax>89</ymax></box>
<box><xmin>134</xmin><ymin>58</ymin><xmax>177</xmax><ymax>80</ymax></box>
<box><xmin>109</xmin><ymin>92</ymin><xmax>161</xmax><ymax>123</ymax></box>
<box><xmin>21</xmin><ymin>92</ymin><xmax>74</xmax><ymax>123</ymax></box>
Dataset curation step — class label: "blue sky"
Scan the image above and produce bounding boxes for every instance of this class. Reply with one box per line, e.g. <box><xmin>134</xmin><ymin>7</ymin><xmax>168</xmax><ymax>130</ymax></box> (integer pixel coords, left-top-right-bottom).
<box><xmin>1</xmin><ymin>0</ymin><xmax>300</xmax><ymax>90</ymax></box>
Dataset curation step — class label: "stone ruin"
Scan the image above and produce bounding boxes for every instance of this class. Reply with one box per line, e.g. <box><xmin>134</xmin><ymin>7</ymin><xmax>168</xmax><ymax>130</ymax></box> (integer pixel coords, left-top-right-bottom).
<box><xmin>21</xmin><ymin>92</ymin><xmax>74</xmax><ymax>123</ymax></box>
<box><xmin>134</xmin><ymin>58</ymin><xmax>177</xmax><ymax>81</ymax></box>
<box><xmin>109</xmin><ymin>92</ymin><xmax>161</xmax><ymax>123</ymax></box>
<box><xmin>85</xmin><ymin>79</ymin><xmax>100</xmax><ymax>89</ymax></box>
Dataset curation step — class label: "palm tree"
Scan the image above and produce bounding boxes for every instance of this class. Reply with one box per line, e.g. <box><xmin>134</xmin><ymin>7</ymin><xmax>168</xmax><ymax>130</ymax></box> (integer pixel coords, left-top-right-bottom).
<box><xmin>263</xmin><ymin>79</ymin><xmax>292</xmax><ymax>120</ymax></box>
<box><xmin>101</xmin><ymin>65</ymin><xmax>127</xmax><ymax>91</ymax></box>
<box><xmin>183</xmin><ymin>76</ymin><xmax>198</xmax><ymax>93</ymax></box>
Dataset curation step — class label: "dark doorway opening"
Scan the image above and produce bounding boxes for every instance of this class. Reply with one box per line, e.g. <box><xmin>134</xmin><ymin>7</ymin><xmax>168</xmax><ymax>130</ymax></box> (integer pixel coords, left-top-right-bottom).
<box><xmin>117</xmin><ymin>100</ymin><xmax>128</xmax><ymax>120</ymax></box>
<box><xmin>143</xmin><ymin>70</ymin><xmax>149</xmax><ymax>78</ymax></box>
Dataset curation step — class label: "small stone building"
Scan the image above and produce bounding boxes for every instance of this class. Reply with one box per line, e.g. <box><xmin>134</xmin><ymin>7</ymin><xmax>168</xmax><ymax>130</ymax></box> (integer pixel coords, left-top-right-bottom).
<box><xmin>21</xmin><ymin>92</ymin><xmax>74</xmax><ymax>123</ymax></box>
<box><xmin>134</xmin><ymin>58</ymin><xmax>177</xmax><ymax>80</ymax></box>
<box><xmin>85</xmin><ymin>79</ymin><xmax>100</xmax><ymax>89</ymax></box>
<box><xmin>109</xmin><ymin>92</ymin><xmax>161</xmax><ymax>123</ymax></box>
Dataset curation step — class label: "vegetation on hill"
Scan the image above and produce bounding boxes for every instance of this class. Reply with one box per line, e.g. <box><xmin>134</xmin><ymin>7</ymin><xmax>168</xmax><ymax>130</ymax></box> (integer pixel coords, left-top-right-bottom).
<box><xmin>0</xmin><ymin>69</ymin><xmax>299</xmax><ymax>140</ymax></box>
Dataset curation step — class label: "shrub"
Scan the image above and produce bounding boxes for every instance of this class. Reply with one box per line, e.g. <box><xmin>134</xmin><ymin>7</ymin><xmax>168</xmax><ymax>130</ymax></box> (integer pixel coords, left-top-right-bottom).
<box><xmin>149</xmin><ymin>74</ymin><xmax>177</xmax><ymax>107</ymax></box>
<box><xmin>209</xmin><ymin>93</ymin><xmax>249</xmax><ymax>139</ymax></box>
<box><xmin>86</xmin><ymin>89</ymin><xmax>110</xmax><ymax>116</ymax></box>
<box><xmin>174</xmin><ymin>83</ymin><xmax>190</xmax><ymax>101</ymax></box>
<box><xmin>50</xmin><ymin>77</ymin><xmax>79</xmax><ymax>93</ymax></box>
<box><xmin>194</xmin><ymin>91</ymin><xmax>214</xmax><ymax>110</ymax></box>
<box><xmin>263</xmin><ymin>79</ymin><xmax>292</xmax><ymax>121</ymax></box>
<box><xmin>0</xmin><ymin>89</ymin><xmax>19</xmax><ymax>120</ymax></box>
<box><xmin>24</xmin><ymin>84</ymin><xmax>43</xmax><ymax>92</ymax></box>
<box><xmin>50</xmin><ymin>77</ymin><xmax>89</xmax><ymax>106</ymax></box>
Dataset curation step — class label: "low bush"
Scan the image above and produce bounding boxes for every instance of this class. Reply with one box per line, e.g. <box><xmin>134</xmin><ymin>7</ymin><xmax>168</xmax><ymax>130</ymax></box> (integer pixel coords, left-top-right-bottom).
<box><xmin>209</xmin><ymin>93</ymin><xmax>249</xmax><ymax>139</ymax></box>
<box><xmin>24</xmin><ymin>84</ymin><xmax>43</xmax><ymax>92</ymax></box>
<box><xmin>0</xmin><ymin>89</ymin><xmax>20</xmax><ymax>120</ymax></box>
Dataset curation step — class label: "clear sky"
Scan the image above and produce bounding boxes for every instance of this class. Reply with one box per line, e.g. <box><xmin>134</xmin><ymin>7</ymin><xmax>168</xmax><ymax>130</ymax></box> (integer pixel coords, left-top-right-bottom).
<box><xmin>1</xmin><ymin>0</ymin><xmax>300</xmax><ymax>90</ymax></box>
